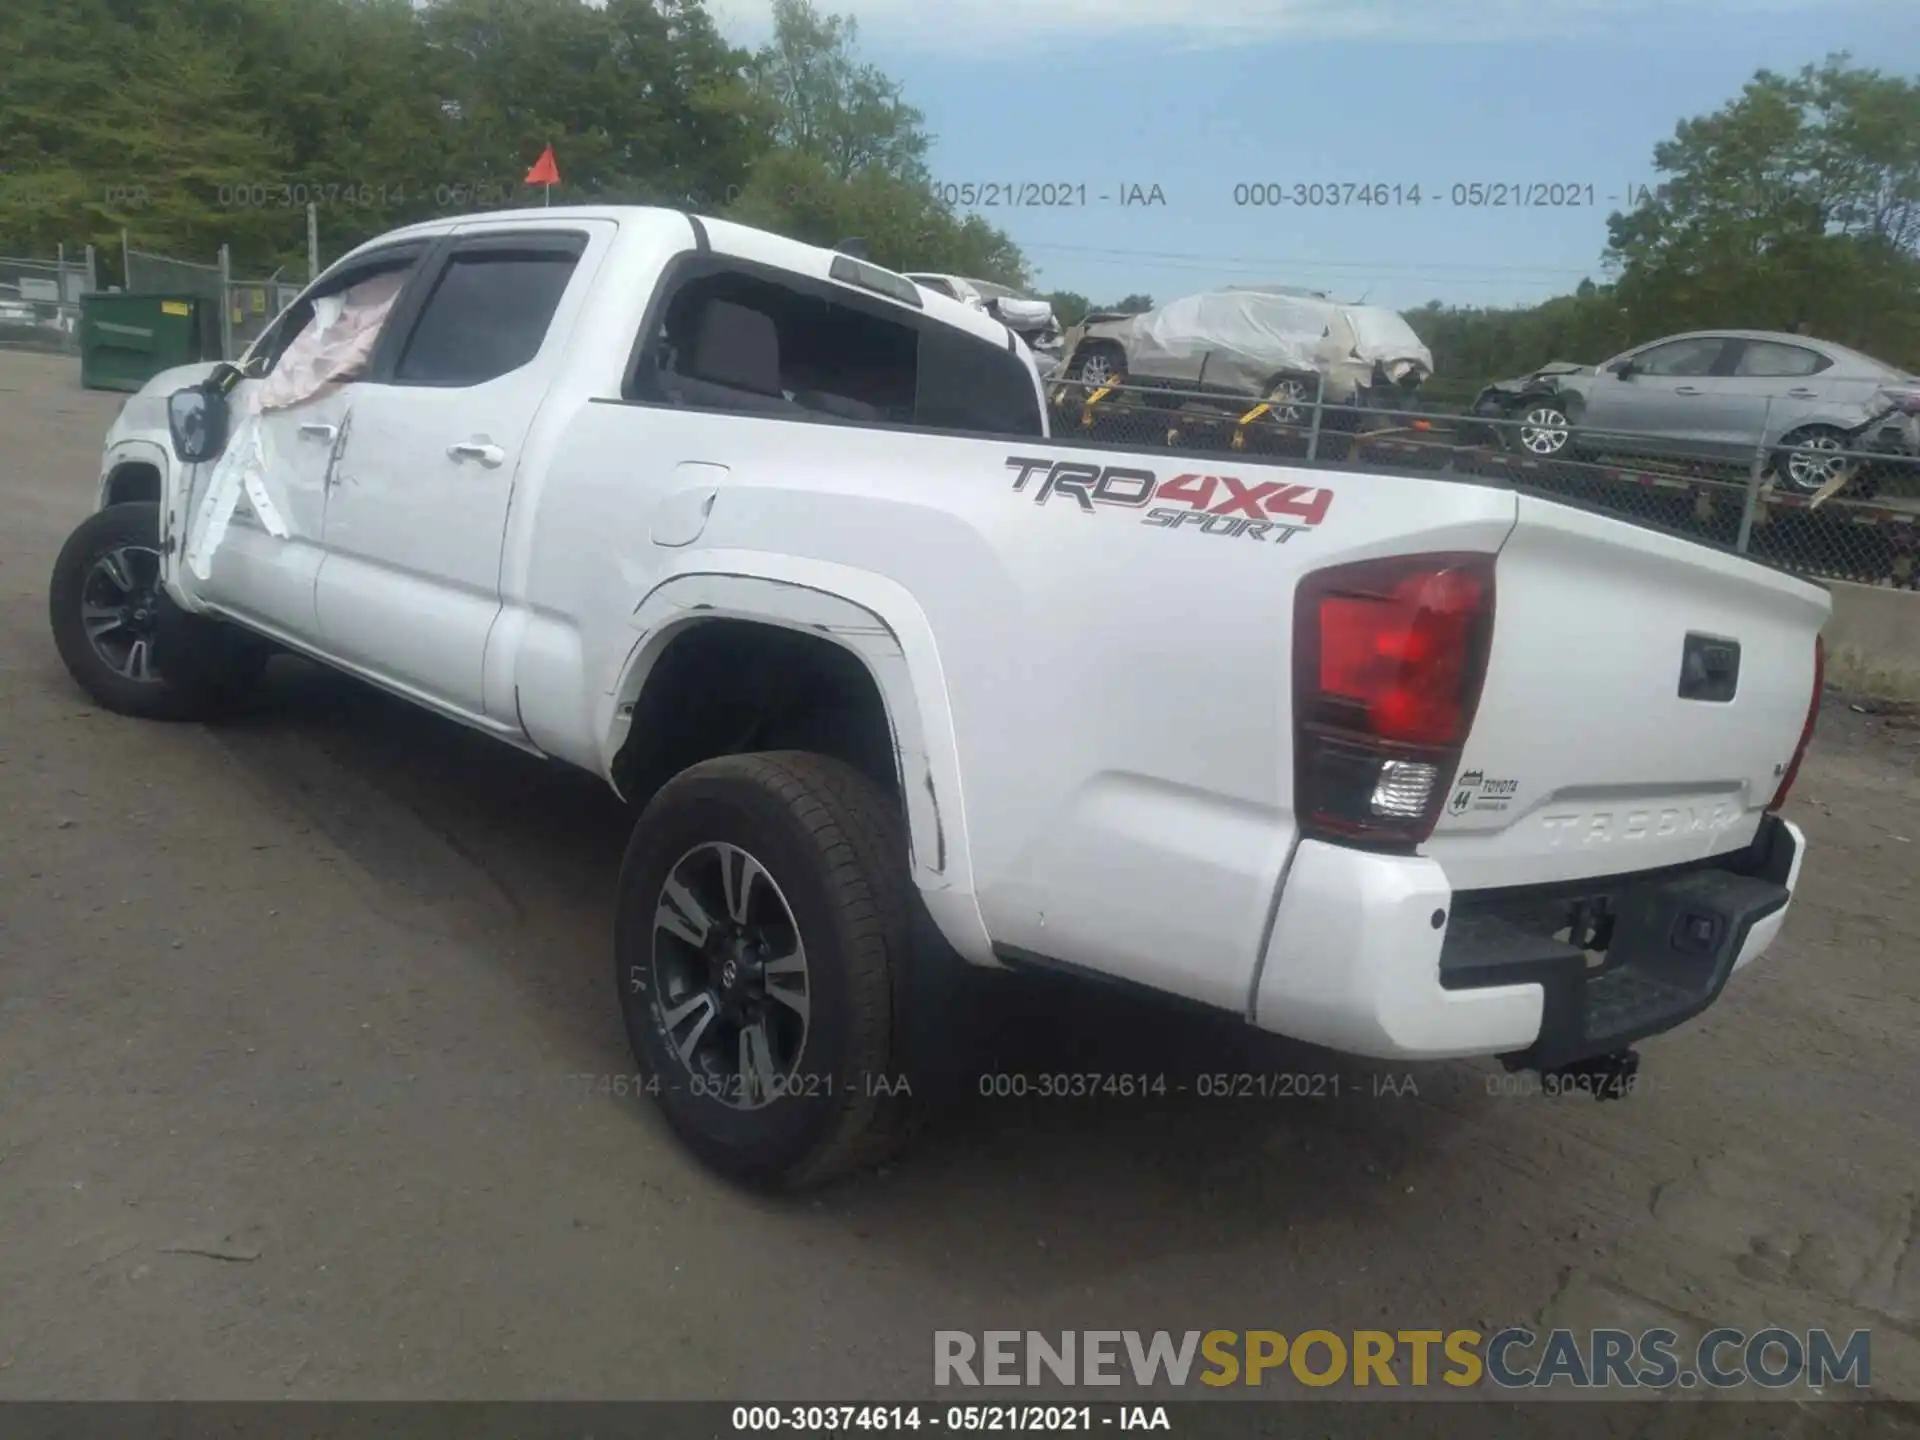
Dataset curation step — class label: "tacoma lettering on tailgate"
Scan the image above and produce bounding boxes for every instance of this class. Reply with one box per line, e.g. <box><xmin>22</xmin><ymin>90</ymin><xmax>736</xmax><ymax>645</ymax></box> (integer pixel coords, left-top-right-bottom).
<box><xmin>1006</xmin><ymin>457</ymin><xmax>1332</xmax><ymax>546</ymax></box>
<box><xmin>1540</xmin><ymin>803</ymin><xmax>1741</xmax><ymax>848</ymax></box>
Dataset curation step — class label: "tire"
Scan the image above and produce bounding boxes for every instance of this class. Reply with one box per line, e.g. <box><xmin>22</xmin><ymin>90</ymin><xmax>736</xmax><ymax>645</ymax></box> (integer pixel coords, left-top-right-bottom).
<box><xmin>1509</xmin><ymin>400</ymin><xmax>1574</xmax><ymax>458</ymax></box>
<box><xmin>1070</xmin><ymin>343</ymin><xmax>1125</xmax><ymax>388</ymax></box>
<box><xmin>47</xmin><ymin>502</ymin><xmax>269</xmax><ymax>721</ymax></box>
<box><xmin>1771</xmin><ymin>426</ymin><xmax>1856</xmax><ymax>497</ymax></box>
<box><xmin>1264</xmin><ymin>374</ymin><xmax>1316</xmax><ymax>426</ymax></box>
<box><xmin>614</xmin><ymin>751</ymin><xmax>917</xmax><ymax>1190</ymax></box>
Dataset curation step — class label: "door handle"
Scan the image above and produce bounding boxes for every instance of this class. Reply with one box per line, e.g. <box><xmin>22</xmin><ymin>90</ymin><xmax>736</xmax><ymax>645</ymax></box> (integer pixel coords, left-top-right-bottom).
<box><xmin>1674</xmin><ymin>386</ymin><xmax>1702</xmax><ymax>396</ymax></box>
<box><xmin>299</xmin><ymin>423</ymin><xmax>338</xmax><ymax>441</ymax></box>
<box><xmin>447</xmin><ymin>441</ymin><xmax>505</xmax><ymax>468</ymax></box>
<box><xmin>1787</xmin><ymin>388</ymin><xmax>1818</xmax><ymax>398</ymax></box>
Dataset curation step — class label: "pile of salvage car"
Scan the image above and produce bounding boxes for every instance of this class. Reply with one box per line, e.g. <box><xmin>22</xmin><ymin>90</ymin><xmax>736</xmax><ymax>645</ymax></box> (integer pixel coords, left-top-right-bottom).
<box><xmin>922</xmin><ymin>274</ymin><xmax>1920</xmax><ymax>508</ymax></box>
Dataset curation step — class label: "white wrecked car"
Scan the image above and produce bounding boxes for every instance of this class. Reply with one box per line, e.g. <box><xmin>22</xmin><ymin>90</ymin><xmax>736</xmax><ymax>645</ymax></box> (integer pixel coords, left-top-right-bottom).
<box><xmin>1060</xmin><ymin>288</ymin><xmax>1434</xmax><ymax>423</ymax></box>
<box><xmin>904</xmin><ymin>273</ymin><xmax>1063</xmax><ymax>375</ymax></box>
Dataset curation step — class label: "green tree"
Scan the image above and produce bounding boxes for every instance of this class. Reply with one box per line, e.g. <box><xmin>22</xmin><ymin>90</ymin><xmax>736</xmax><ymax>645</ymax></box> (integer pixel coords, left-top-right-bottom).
<box><xmin>223</xmin><ymin>0</ymin><xmax>452</xmax><ymax>263</ymax></box>
<box><xmin>0</xmin><ymin>0</ymin><xmax>292</xmax><ymax>261</ymax></box>
<box><xmin>1</xmin><ymin>0</ymin><xmax>1028</xmax><ymax>292</ymax></box>
<box><xmin>419</xmin><ymin>0</ymin><xmax>765</xmax><ymax>210</ymax></box>
<box><xmin>1605</xmin><ymin>53</ymin><xmax>1920</xmax><ymax>364</ymax></box>
<box><xmin>725</xmin><ymin>0</ymin><xmax>1027</xmax><ymax>286</ymax></box>
<box><xmin>746</xmin><ymin>0</ymin><xmax>927</xmax><ymax>183</ymax></box>
<box><xmin>1044</xmin><ymin>290</ymin><xmax>1091</xmax><ymax>326</ymax></box>
<box><xmin>725</xmin><ymin>147</ymin><xmax>1025</xmax><ymax>282</ymax></box>
<box><xmin>1400</xmin><ymin>59</ymin><xmax>1920</xmax><ymax>401</ymax></box>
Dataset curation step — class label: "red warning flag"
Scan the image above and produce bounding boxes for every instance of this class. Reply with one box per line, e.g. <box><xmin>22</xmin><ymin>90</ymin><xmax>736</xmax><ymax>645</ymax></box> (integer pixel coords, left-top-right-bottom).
<box><xmin>525</xmin><ymin>145</ymin><xmax>561</xmax><ymax>186</ymax></box>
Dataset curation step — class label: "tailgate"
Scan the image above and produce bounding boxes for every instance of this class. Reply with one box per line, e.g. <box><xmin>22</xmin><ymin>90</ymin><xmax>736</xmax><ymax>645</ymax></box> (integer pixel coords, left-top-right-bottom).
<box><xmin>1424</xmin><ymin>494</ymin><xmax>1828</xmax><ymax>890</ymax></box>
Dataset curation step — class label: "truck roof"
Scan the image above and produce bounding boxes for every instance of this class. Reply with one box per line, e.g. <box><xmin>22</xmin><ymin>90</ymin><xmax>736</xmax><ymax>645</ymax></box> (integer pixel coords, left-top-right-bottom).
<box><xmin>340</xmin><ymin>205</ymin><xmax>1021</xmax><ymax>354</ymax></box>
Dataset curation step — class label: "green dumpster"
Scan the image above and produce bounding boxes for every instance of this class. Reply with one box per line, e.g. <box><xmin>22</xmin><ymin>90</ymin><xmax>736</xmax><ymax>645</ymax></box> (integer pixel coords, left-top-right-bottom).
<box><xmin>79</xmin><ymin>293</ymin><xmax>223</xmax><ymax>393</ymax></box>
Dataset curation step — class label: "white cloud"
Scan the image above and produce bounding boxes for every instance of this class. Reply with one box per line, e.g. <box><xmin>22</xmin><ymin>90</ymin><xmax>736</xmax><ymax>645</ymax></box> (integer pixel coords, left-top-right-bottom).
<box><xmin>704</xmin><ymin>0</ymin><xmax>1874</xmax><ymax>51</ymax></box>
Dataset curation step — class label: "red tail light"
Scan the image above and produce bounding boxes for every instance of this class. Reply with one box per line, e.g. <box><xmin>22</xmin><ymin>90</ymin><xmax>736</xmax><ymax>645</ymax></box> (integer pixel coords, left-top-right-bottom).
<box><xmin>1293</xmin><ymin>553</ymin><xmax>1496</xmax><ymax>848</ymax></box>
<box><xmin>1767</xmin><ymin>635</ymin><xmax>1824</xmax><ymax>812</ymax></box>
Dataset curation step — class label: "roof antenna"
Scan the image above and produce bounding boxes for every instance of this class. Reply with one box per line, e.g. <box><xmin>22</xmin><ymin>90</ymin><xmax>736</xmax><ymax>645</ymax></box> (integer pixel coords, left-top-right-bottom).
<box><xmin>835</xmin><ymin>237</ymin><xmax>870</xmax><ymax>259</ymax></box>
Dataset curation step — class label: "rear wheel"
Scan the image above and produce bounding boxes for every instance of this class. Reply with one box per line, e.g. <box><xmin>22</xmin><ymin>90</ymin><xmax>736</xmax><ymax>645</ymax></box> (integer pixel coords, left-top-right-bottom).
<box><xmin>1265</xmin><ymin>374</ymin><xmax>1316</xmax><ymax>426</ymax></box>
<box><xmin>1070</xmin><ymin>343</ymin><xmax>1125</xmax><ymax>388</ymax></box>
<box><xmin>614</xmin><ymin>751</ymin><xmax>917</xmax><ymax>1190</ymax></box>
<box><xmin>47</xmin><ymin>502</ymin><xmax>268</xmax><ymax>721</ymax></box>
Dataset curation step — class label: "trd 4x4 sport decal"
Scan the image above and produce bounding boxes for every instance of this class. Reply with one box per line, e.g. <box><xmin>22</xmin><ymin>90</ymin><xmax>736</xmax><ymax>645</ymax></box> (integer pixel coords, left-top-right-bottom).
<box><xmin>1005</xmin><ymin>456</ymin><xmax>1333</xmax><ymax>545</ymax></box>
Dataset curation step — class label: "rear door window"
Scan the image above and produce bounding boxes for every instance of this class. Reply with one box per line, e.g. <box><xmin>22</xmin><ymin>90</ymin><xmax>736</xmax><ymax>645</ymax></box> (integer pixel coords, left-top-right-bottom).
<box><xmin>1732</xmin><ymin>341</ymin><xmax>1830</xmax><ymax>378</ymax></box>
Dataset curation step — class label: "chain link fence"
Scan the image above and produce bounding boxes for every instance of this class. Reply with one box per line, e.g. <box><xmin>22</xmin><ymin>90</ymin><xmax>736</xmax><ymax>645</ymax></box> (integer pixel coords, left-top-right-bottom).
<box><xmin>115</xmin><ymin>244</ymin><xmax>306</xmax><ymax>361</ymax></box>
<box><xmin>227</xmin><ymin>272</ymin><xmax>306</xmax><ymax>358</ymax></box>
<box><xmin>1041</xmin><ymin>372</ymin><xmax>1920</xmax><ymax>591</ymax></box>
<box><xmin>0</xmin><ymin>250</ymin><xmax>95</xmax><ymax>353</ymax></box>
<box><xmin>123</xmin><ymin>244</ymin><xmax>224</xmax><ymax>302</ymax></box>
<box><xmin>124</xmin><ymin>245</ymin><xmax>235</xmax><ymax>359</ymax></box>
<box><xmin>5</xmin><ymin>244</ymin><xmax>308</xmax><ymax>363</ymax></box>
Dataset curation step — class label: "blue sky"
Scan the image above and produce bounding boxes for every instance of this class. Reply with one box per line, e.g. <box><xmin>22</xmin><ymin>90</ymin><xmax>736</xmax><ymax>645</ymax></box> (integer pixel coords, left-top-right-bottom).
<box><xmin>707</xmin><ymin>0</ymin><xmax>1920</xmax><ymax>312</ymax></box>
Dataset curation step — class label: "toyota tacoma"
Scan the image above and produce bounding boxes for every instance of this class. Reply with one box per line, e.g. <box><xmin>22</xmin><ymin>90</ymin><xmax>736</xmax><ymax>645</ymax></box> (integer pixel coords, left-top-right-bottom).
<box><xmin>52</xmin><ymin>208</ymin><xmax>1828</xmax><ymax>1189</ymax></box>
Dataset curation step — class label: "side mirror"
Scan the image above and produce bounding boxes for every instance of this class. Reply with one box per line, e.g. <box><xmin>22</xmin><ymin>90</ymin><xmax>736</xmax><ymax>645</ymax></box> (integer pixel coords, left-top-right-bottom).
<box><xmin>167</xmin><ymin>382</ymin><xmax>231</xmax><ymax>464</ymax></box>
<box><xmin>1608</xmin><ymin>358</ymin><xmax>1636</xmax><ymax>379</ymax></box>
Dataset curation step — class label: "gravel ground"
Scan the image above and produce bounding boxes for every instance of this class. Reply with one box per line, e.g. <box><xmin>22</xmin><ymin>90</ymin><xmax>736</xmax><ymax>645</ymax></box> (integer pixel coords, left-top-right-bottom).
<box><xmin>1</xmin><ymin>350</ymin><xmax>1917</xmax><ymax>1430</ymax></box>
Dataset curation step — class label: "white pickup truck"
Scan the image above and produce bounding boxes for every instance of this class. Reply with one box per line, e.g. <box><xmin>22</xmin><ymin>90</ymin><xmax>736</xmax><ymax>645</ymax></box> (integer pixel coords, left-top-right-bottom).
<box><xmin>51</xmin><ymin>207</ymin><xmax>1828</xmax><ymax>1189</ymax></box>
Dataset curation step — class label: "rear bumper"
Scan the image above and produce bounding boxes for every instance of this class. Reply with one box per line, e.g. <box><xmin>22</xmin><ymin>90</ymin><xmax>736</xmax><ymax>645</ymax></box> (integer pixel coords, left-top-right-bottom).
<box><xmin>1252</xmin><ymin>815</ymin><xmax>1804</xmax><ymax>1064</ymax></box>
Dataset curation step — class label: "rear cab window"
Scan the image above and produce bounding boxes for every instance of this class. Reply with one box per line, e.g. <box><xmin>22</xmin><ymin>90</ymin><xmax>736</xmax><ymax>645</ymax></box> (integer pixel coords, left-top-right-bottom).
<box><xmin>627</xmin><ymin>254</ymin><xmax>1043</xmax><ymax>438</ymax></box>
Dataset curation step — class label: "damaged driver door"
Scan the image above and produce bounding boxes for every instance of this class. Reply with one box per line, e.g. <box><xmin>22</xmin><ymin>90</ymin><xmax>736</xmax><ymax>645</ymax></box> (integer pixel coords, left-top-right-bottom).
<box><xmin>179</xmin><ymin>243</ymin><xmax>431</xmax><ymax>645</ymax></box>
<box><xmin>312</xmin><ymin>225</ymin><xmax>600</xmax><ymax>723</ymax></box>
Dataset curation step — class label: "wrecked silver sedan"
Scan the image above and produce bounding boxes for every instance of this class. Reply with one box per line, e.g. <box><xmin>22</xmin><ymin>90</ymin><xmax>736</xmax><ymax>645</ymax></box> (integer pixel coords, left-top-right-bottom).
<box><xmin>1057</xmin><ymin>288</ymin><xmax>1434</xmax><ymax>422</ymax></box>
<box><xmin>1468</xmin><ymin>330</ymin><xmax>1920</xmax><ymax>497</ymax></box>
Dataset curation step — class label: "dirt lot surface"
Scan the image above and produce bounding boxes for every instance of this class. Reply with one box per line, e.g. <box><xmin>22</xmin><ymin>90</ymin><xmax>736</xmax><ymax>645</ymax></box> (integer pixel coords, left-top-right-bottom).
<box><xmin>2</xmin><ymin>350</ymin><xmax>1918</xmax><ymax>1428</ymax></box>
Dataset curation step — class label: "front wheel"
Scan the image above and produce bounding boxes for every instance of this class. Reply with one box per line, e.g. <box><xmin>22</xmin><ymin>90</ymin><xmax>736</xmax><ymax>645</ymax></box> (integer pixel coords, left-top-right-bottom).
<box><xmin>614</xmin><ymin>751</ymin><xmax>917</xmax><ymax>1189</ymax></box>
<box><xmin>47</xmin><ymin>501</ymin><xmax>268</xmax><ymax>721</ymax></box>
<box><xmin>1511</xmin><ymin>402</ymin><xmax>1574</xmax><ymax>457</ymax></box>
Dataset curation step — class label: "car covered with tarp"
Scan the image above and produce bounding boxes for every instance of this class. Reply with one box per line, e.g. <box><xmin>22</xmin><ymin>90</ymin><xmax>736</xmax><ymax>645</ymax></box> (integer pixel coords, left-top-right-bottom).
<box><xmin>1057</xmin><ymin>288</ymin><xmax>1434</xmax><ymax>423</ymax></box>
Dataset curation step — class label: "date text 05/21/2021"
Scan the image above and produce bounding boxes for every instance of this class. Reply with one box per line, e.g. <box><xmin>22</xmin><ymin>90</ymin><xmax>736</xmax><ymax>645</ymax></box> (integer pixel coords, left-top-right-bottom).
<box><xmin>930</xmin><ymin>182</ymin><xmax>1168</xmax><ymax>207</ymax></box>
